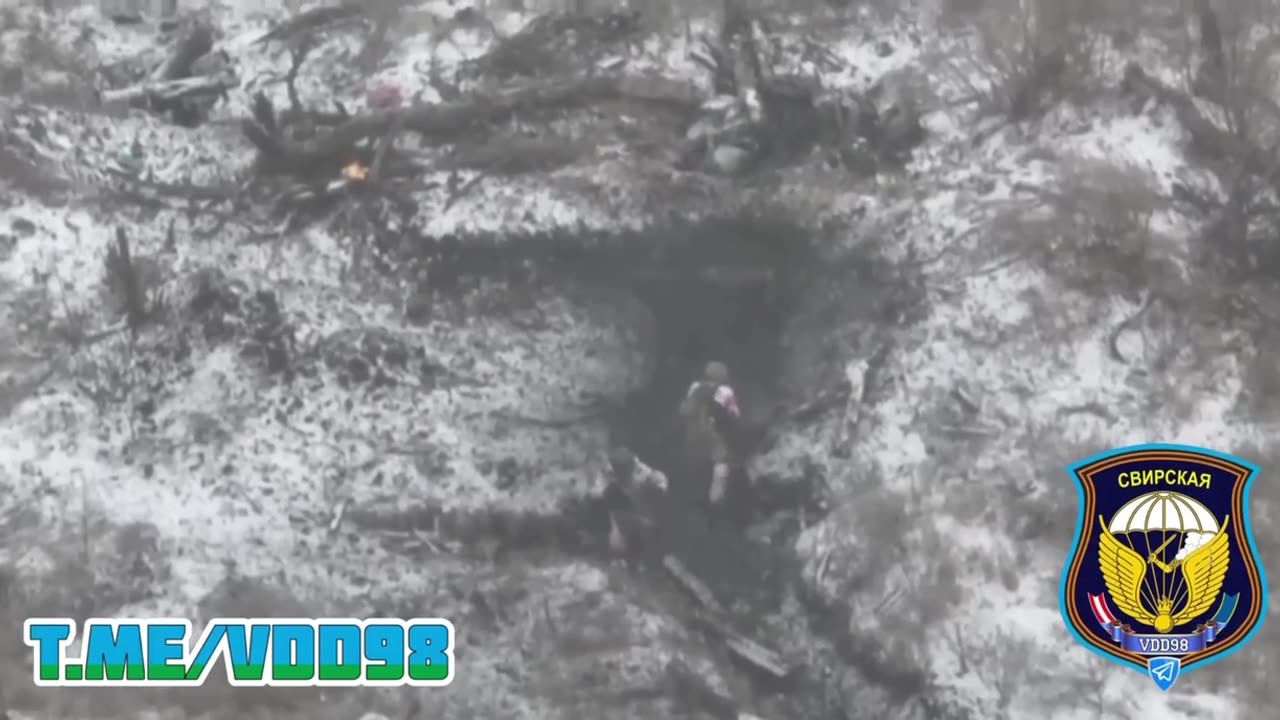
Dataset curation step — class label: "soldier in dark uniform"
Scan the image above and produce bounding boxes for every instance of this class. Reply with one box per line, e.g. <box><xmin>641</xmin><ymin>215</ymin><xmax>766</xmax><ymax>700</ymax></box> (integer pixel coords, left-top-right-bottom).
<box><xmin>604</xmin><ymin>447</ymin><xmax>670</xmax><ymax>560</ymax></box>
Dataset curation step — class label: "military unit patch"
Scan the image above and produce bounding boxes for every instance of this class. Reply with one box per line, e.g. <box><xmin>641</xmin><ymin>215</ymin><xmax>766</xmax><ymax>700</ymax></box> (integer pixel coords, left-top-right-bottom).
<box><xmin>1059</xmin><ymin>444</ymin><xmax>1268</xmax><ymax>691</ymax></box>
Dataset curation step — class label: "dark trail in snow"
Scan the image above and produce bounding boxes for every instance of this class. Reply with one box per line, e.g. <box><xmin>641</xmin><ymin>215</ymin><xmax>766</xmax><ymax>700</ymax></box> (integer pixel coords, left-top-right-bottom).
<box><xmin>396</xmin><ymin>215</ymin><xmax>911</xmax><ymax>718</ymax></box>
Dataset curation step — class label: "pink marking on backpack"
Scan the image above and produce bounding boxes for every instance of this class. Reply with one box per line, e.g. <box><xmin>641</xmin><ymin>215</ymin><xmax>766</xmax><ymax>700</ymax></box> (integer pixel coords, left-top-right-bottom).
<box><xmin>714</xmin><ymin>385</ymin><xmax>740</xmax><ymax>417</ymax></box>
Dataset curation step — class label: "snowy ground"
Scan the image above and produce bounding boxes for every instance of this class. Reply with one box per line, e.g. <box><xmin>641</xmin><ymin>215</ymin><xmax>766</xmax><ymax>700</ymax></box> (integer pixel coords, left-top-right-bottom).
<box><xmin>1</xmin><ymin>2</ymin><xmax>670</xmax><ymax>717</ymax></box>
<box><xmin>1</xmin><ymin>0</ymin><xmax>1276</xmax><ymax>718</ymax></box>
<box><xmin>761</xmin><ymin>14</ymin><xmax>1266</xmax><ymax>720</ymax></box>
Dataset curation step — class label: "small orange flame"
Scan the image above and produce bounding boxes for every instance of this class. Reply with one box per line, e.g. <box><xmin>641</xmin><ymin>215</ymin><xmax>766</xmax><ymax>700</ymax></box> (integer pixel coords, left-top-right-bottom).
<box><xmin>342</xmin><ymin>162</ymin><xmax>369</xmax><ymax>181</ymax></box>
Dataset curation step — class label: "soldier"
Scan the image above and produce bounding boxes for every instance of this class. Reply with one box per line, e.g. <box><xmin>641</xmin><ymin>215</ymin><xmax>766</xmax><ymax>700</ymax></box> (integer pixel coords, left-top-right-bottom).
<box><xmin>679</xmin><ymin>360</ymin><xmax>741</xmax><ymax>510</ymax></box>
<box><xmin>603</xmin><ymin>447</ymin><xmax>666</xmax><ymax>559</ymax></box>
<box><xmin>608</xmin><ymin>446</ymin><xmax>669</xmax><ymax>494</ymax></box>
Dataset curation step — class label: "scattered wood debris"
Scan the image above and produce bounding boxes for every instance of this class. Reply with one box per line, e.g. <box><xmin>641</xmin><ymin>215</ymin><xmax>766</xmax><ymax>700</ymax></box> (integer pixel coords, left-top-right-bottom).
<box><xmin>99</xmin><ymin>23</ymin><xmax>235</xmax><ymax>126</ymax></box>
<box><xmin>660</xmin><ymin>552</ymin><xmax>795</xmax><ymax>679</ymax></box>
<box><xmin>327</xmin><ymin>497</ymin><xmax>349</xmax><ymax>533</ymax></box>
<box><xmin>1057</xmin><ymin>402</ymin><xmax>1119</xmax><ymax>424</ymax></box>
<box><xmin>694</xmin><ymin>611</ymin><xmax>795</xmax><ymax>681</ymax></box>
<box><xmin>950</xmin><ymin>385</ymin><xmax>981</xmax><ymax>415</ymax></box>
<box><xmin>376</xmin><ymin>527</ymin><xmax>455</xmax><ymax>555</ymax></box>
<box><xmin>241</xmin><ymin>75</ymin><xmax>702</xmax><ymax>175</ymax></box>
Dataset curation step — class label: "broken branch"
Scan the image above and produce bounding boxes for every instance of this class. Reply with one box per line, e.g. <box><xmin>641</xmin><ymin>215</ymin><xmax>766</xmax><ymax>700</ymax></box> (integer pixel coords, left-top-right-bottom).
<box><xmin>256</xmin><ymin>2</ymin><xmax>365</xmax><ymax>46</ymax></box>
<box><xmin>284</xmin><ymin>37</ymin><xmax>316</xmax><ymax>114</ymax></box>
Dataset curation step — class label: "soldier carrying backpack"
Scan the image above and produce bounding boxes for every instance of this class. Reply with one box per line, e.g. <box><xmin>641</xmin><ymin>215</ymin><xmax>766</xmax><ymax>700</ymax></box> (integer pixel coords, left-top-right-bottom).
<box><xmin>679</xmin><ymin>360</ymin><xmax>741</xmax><ymax>509</ymax></box>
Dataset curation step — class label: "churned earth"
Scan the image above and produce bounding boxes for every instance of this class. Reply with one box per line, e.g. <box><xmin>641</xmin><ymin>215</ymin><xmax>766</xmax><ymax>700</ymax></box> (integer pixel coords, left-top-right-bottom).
<box><xmin>1</xmin><ymin>0</ymin><xmax>1277</xmax><ymax>719</ymax></box>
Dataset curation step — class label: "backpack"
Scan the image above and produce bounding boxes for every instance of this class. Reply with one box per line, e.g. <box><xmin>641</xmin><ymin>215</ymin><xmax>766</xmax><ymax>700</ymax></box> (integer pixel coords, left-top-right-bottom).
<box><xmin>680</xmin><ymin>381</ymin><xmax>739</xmax><ymax>444</ymax></box>
<box><xmin>680</xmin><ymin>381</ymin><xmax>718</xmax><ymax>431</ymax></box>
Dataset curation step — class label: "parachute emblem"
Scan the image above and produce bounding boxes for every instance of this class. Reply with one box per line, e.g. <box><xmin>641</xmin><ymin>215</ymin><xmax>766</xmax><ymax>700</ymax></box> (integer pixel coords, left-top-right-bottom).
<box><xmin>1096</xmin><ymin>492</ymin><xmax>1230</xmax><ymax>634</ymax></box>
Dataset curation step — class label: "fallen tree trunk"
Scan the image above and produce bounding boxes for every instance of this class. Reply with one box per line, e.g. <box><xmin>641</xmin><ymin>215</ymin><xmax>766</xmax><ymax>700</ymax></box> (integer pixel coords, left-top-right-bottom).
<box><xmin>663</xmin><ymin>554</ymin><xmax>724</xmax><ymax>613</ymax></box>
<box><xmin>661</xmin><ymin>554</ymin><xmax>795</xmax><ymax>679</ymax></box>
<box><xmin>242</xmin><ymin>74</ymin><xmax>703</xmax><ymax>171</ymax></box>
<box><xmin>100</xmin><ymin>72</ymin><xmax>235</xmax><ymax>106</ymax></box>
<box><xmin>694</xmin><ymin>610</ymin><xmax>795</xmax><ymax>680</ymax></box>
<box><xmin>1193</xmin><ymin>0</ymin><xmax>1227</xmax><ymax>102</ymax></box>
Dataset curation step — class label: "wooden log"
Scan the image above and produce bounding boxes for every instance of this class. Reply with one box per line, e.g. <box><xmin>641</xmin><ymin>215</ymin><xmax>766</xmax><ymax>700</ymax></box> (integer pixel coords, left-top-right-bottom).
<box><xmin>100</xmin><ymin>72</ymin><xmax>234</xmax><ymax>106</ymax></box>
<box><xmin>661</xmin><ymin>555</ymin><xmax>795</xmax><ymax>679</ymax></box>
<box><xmin>663</xmin><ymin>554</ymin><xmax>724</xmax><ymax>613</ymax></box>
<box><xmin>241</xmin><ymin>74</ymin><xmax>703</xmax><ymax>169</ymax></box>
<box><xmin>694</xmin><ymin>611</ymin><xmax>794</xmax><ymax>680</ymax></box>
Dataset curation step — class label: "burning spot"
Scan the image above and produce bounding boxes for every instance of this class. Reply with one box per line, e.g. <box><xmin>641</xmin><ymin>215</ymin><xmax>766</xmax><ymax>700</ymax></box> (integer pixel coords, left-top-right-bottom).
<box><xmin>343</xmin><ymin>162</ymin><xmax>369</xmax><ymax>181</ymax></box>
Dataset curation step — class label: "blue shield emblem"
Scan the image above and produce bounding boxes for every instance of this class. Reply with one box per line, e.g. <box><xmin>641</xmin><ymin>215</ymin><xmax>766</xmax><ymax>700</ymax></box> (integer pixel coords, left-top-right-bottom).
<box><xmin>1059</xmin><ymin>444</ymin><xmax>1268</xmax><ymax>691</ymax></box>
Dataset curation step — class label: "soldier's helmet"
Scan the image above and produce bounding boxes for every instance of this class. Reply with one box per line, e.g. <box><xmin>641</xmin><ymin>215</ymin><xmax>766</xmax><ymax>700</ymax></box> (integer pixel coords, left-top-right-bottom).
<box><xmin>703</xmin><ymin>361</ymin><xmax>730</xmax><ymax>384</ymax></box>
<box><xmin>609</xmin><ymin>446</ymin><xmax>637</xmax><ymax>476</ymax></box>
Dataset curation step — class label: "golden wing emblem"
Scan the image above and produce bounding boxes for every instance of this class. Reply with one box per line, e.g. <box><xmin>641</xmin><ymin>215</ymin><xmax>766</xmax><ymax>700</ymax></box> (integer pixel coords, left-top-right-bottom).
<box><xmin>1097</xmin><ymin>516</ymin><xmax>1156</xmax><ymax>626</ymax></box>
<box><xmin>1172</xmin><ymin>516</ymin><xmax>1231</xmax><ymax>626</ymax></box>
